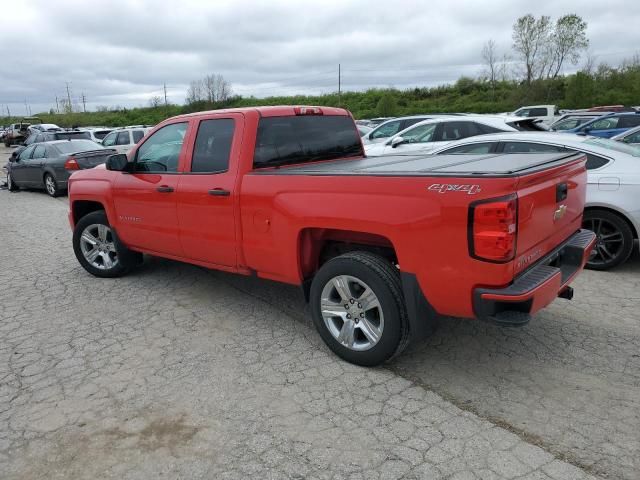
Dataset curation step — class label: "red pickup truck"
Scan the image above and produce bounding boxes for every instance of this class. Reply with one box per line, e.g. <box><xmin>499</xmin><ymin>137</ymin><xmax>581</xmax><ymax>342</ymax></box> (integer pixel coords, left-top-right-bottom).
<box><xmin>68</xmin><ymin>106</ymin><xmax>596</xmax><ymax>366</ymax></box>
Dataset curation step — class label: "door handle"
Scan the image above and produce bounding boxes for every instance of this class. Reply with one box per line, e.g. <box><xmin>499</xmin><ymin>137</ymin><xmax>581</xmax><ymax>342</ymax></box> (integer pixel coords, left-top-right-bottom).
<box><xmin>208</xmin><ymin>188</ymin><xmax>230</xmax><ymax>197</ymax></box>
<box><xmin>156</xmin><ymin>185</ymin><xmax>174</xmax><ymax>193</ymax></box>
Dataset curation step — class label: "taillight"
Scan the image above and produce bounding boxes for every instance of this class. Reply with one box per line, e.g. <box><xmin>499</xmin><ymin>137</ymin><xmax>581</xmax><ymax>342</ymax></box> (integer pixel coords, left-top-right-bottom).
<box><xmin>469</xmin><ymin>195</ymin><xmax>518</xmax><ymax>262</ymax></box>
<box><xmin>64</xmin><ymin>156</ymin><xmax>79</xmax><ymax>170</ymax></box>
<box><xmin>294</xmin><ymin>106</ymin><xmax>323</xmax><ymax>115</ymax></box>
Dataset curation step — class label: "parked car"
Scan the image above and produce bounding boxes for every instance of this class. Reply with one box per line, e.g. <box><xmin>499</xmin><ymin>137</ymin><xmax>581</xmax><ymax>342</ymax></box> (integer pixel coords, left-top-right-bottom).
<box><xmin>357</xmin><ymin>124</ymin><xmax>372</xmax><ymax>137</ymax></box>
<box><xmin>364</xmin><ymin>116</ymin><xmax>545</xmax><ymax>156</ymax></box>
<box><xmin>429</xmin><ymin>132</ymin><xmax>640</xmax><ymax>270</ymax></box>
<box><xmin>512</xmin><ymin>105</ymin><xmax>560</xmax><ymax>125</ymax></box>
<box><xmin>67</xmin><ymin>106</ymin><xmax>594</xmax><ymax>366</ymax></box>
<box><xmin>24</xmin><ymin>130</ymin><xmax>93</xmax><ymax>146</ymax></box>
<box><xmin>362</xmin><ymin>115</ymin><xmax>454</xmax><ymax>145</ymax></box>
<box><xmin>100</xmin><ymin>127</ymin><xmax>152</xmax><ymax>154</ymax></box>
<box><xmin>564</xmin><ymin>112</ymin><xmax>640</xmax><ymax>138</ymax></box>
<box><xmin>6</xmin><ymin>140</ymin><xmax>116</xmax><ymax>197</ymax></box>
<box><xmin>611</xmin><ymin>125</ymin><xmax>640</xmax><ymax>145</ymax></box>
<box><xmin>550</xmin><ymin>113</ymin><xmax>602</xmax><ymax>131</ymax></box>
<box><xmin>84</xmin><ymin>127</ymin><xmax>113</xmax><ymax>143</ymax></box>
<box><xmin>29</xmin><ymin>123</ymin><xmax>62</xmax><ymax>133</ymax></box>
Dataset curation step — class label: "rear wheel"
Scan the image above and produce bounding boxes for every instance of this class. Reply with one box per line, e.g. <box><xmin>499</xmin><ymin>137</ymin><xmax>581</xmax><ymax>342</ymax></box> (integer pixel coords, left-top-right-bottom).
<box><xmin>583</xmin><ymin>209</ymin><xmax>634</xmax><ymax>270</ymax></box>
<box><xmin>73</xmin><ymin>211</ymin><xmax>131</xmax><ymax>278</ymax></box>
<box><xmin>310</xmin><ymin>251</ymin><xmax>410</xmax><ymax>366</ymax></box>
<box><xmin>44</xmin><ymin>173</ymin><xmax>60</xmax><ymax>197</ymax></box>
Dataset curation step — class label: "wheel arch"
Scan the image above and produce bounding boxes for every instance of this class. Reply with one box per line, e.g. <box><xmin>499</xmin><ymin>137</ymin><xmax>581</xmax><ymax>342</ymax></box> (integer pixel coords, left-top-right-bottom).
<box><xmin>584</xmin><ymin>204</ymin><xmax>638</xmax><ymax>239</ymax></box>
<box><xmin>71</xmin><ymin>200</ymin><xmax>106</xmax><ymax>227</ymax></box>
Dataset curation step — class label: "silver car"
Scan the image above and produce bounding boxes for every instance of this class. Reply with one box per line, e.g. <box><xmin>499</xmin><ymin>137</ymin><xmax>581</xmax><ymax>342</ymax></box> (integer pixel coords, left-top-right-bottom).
<box><xmin>429</xmin><ymin>132</ymin><xmax>640</xmax><ymax>270</ymax></box>
<box><xmin>612</xmin><ymin>125</ymin><xmax>640</xmax><ymax>145</ymax></box>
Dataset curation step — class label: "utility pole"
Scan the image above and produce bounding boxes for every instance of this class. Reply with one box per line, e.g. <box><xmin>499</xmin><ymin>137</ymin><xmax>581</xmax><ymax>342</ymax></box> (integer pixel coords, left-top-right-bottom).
<box><xmin>81</xmin><ymin>93</ymin><xmax>87</xmax><ymax>113</ymax></box>
<box><xmin>65</xmin><ymin>82</ymin><xmax>72</xmax><ymax>113</ymax></box>
<box><xmin>338</xmin><ymin>64</ymin><xmax>341</xmax><ymax>106</ymax></box>
<box><xmin>55</xmin><ymin>96</ymin><xmax>60</xmax><ymax>114</ymax></box>
<box><xmin>24</xmin><ymin>99</ymin><xmax>29</xmax><ymax>116</ymax></box>
<box><xmin>163</xmin><ymin>83</ymin><xmax>168</xmax><ymax>108</ymax></box>
<box><xmin>6</xmin><ymin>106</ymin><xmax>10</xmax><ymax>120</ymax></box>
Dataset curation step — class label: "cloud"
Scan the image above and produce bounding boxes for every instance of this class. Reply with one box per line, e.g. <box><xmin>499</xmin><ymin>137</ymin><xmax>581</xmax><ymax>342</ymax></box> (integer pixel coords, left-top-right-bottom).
<box><xmin>0</xmin><ymin>0</ymin><xmax>638</xmax><ymax>115</ymax></box>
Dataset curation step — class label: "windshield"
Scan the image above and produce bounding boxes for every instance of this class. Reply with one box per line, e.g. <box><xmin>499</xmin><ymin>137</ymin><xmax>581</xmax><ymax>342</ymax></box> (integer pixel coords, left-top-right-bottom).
<box><xmin>254</xmin><ymin>115</ymin><xmax>363</xmax><ymax>168</ymax></box>
<box><xmin>53</xmin><ymin>140</ymin><xmax>104</xmax><ymax>154</ymax></box>
<box><xmin>583</xmin><ymin>138</ymin><xmax>640</xmax><ymax>157</ymax></box>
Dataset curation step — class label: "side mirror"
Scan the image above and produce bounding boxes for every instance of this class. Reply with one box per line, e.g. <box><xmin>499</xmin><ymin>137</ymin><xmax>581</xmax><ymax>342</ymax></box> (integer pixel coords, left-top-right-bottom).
<box><xmin>106</xmin><ymin>153</ymin><xmax>129</xmax><ymax>171</ymax></box>
<box><xmin>390</xmin><ymin>136</ymin><xmax>405</xmax><ymax>148</ymax></box>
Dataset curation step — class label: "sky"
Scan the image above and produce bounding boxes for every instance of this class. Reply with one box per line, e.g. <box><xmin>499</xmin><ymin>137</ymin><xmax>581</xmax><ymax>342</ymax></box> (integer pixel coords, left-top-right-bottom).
<box><xmin>0</xmin><ymin>0</ymin><xmax>638</xmax><ymax>115</ymax></box>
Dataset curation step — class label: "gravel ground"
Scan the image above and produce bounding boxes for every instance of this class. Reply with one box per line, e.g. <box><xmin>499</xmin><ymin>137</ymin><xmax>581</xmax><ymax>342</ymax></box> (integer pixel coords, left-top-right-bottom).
<box><xmin>1</xmin><ymin>145</ymin><xmax>638</xmax><ymax>479</ymax></box>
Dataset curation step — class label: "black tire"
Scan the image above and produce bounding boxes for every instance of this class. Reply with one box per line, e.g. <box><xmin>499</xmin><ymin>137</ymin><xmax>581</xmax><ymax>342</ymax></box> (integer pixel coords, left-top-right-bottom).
<box><xmin>7</xmin><ymin>173</ymin><xmax>19</xmax><ymax>192</ymax></box>
<box><xmin>309</xmin><ymin>251</ymin><xmax>410</xmax><ymax>367</ymax></box>
<box><xmin>583</xmin><ymin>209</ymin><xmax>635</xmax><ymax>270</ymax></box>
<box><xmin>4</xmin><ymin>139</ymin><xmax>11</xmax><ymax>147</ymax></box>
<box><xmin>43</xmin><ymin>173</ymin><xmax>61</xmax><ymax>198</ymax></box>
<box><xmin>73</xmin><ymin>210</ymin><xmax>131</xmax><ymax>278</ymax></box>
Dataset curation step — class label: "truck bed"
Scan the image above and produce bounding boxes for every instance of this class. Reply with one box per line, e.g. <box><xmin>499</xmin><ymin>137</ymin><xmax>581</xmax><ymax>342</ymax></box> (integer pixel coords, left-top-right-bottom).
<box><xmin>252</xmin><ymin>152</ymin><xmax>583</xmax><ymax>177</ymax></box>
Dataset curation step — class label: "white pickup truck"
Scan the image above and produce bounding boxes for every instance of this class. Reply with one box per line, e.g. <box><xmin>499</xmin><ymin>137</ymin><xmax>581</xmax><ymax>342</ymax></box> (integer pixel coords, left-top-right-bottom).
<box><xmin>512</xmin><ymin>105</ymin><xmax>560</xmax><ymax>126</ymax></box>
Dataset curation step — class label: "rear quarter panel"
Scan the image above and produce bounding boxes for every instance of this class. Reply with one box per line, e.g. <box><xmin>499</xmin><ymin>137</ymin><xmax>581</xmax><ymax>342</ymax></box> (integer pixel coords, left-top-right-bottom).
<box><xmin>240</xmin><ymin>173</ymin><xmax>522</xmax><ymax>318</ymax></box>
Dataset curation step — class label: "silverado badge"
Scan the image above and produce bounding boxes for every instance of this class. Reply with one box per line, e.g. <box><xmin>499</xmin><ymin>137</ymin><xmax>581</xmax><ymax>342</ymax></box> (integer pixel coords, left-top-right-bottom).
<box><xmin>553</xmin><ymin>205</ymin><xmax>567</xmax><ymax>221</ymax></box>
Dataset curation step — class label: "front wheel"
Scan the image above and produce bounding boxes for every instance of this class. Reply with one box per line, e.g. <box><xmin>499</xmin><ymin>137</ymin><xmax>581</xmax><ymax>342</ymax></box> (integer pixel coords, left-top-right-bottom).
<box><xmin>309</xmin><ymin>251</ymin><xmax>410</xmax><ymax>366</ymax></box>
<box><xmin>583</xmin><ymin>209</ymin><xmax>634</xmax><ymax>270</ymax></box>
<box><xmin>73</xmin><ymin>211</ymin><xmax>130</xmax><ymax>278</ymax></box>
<box><xmin>7</xmin><ymin>173</ymin><xmax>19</xmax><ymax>191</ymax></box>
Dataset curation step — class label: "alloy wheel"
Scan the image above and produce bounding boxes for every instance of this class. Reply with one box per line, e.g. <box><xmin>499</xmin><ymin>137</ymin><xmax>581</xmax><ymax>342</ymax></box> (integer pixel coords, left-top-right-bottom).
<box><xmin>320</xmin><ymin>275</ymin><xmax>384</xmax><ymax>351</ymax></box>
<box><xmin>45</xmin><ymin>175</ymin><xmax>56</xmax><ymax>196</ymax></box>
<box><xmin>584</xmin><ymin>217</ymin><xmax>625</xmax><ymax>267</ymax></box>
<box><xmin>79</xmin><ymin>223</ymin><xmax>119</xmax><ymax>270</ymax></box>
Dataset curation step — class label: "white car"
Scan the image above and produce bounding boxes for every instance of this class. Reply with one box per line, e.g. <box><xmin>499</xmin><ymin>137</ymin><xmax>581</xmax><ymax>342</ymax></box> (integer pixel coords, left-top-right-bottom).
<box><xmin>364</xmin><ymin>116</ymin><xmax>542</xmax><ymax>157</ymax></box>
<box><xmin>362</xmin><ymin>115</ymin><xmax>455</xmax><ymax>145</ymax></box>
<box><xmin>101</xmin><ymin>127</ymin><xmax>152</xmax><ymax>154</ymax></box>
<box><xmin>429</xmin><ymin>132</ymin><xmax>640</xmax><ymax>270</ymax></box>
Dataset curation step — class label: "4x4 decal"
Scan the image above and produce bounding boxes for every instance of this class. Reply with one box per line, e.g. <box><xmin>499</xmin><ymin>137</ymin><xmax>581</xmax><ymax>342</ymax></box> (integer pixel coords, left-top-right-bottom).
<box><xmin>428</xmin><ymin>184</ymin><xmax>482</xmax><ymax>195</ymax></box>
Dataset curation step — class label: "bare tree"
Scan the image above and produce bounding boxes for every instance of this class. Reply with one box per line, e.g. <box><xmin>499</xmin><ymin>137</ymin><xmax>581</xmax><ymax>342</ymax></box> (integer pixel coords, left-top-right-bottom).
<box><xmin>59</xmin><ymin>98</ymin><xmax>73</xmax><ymax>114</ymax></box>
<box><xmin>498</xmin><ymin>53</ymin><xmax>513</xmax><ymax>82</ymax></box>
<box><xmin>482</xmin><ymin>39</ymin><xmax>498</xmax><ymax>92</ymax></box>
<box><xmin>512</xmin><ymin>14</ymin><xmax>552</xmax><ymax>83</ymax></box>
<box><xmin>545</xmin><ymin>14</ymin><xmax>589</xmax><ymax>78</ymax></box>
<box><xmin>581</xmin><ymin>50</ymin><xmax>597</xmax><ymax>75</ymax></box>
<box><xmin>186</xmin><ymin>80</ymin><xmax>205</xmax><ymax>104</ymax></box>
<box><xmin>148</xmin><ymin>95</ymin><xmax>163</xmax><ymax>108</ymax></box>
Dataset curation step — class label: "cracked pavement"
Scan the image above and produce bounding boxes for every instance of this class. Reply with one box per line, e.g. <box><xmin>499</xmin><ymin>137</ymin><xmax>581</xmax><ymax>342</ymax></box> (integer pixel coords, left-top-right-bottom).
<box><xmin>1</xmin><ymin>147</ymin><xmax>638</xmax><ymax>479</ymax></box>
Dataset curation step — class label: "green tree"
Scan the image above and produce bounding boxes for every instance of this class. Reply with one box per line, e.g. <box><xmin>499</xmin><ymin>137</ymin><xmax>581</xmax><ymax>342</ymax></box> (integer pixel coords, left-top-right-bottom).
<box><xmin>376</xmin><ymin>94</ymin><xmax>397</xmax><ymax>116</ymax></box>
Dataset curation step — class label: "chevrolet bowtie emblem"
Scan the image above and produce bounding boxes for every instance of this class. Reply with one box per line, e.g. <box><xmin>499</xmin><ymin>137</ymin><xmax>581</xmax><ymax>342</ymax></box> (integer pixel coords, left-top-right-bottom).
<box><xmin>554</xmin><ymin>204</ymin><xmax>567</xmax><ymax>221</ymax></box>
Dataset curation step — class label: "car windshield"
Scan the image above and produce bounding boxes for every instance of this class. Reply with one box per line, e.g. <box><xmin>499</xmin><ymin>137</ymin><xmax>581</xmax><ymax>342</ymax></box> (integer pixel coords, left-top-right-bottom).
<box><xmin>53</xmin><ymin>140</ymin><xmax>104</xmax><ymax>154</ymax></box>
<box><xmin>583</xmin><ymin>138</ymin><xmax>640</xmax><ymax>157</ymax></box>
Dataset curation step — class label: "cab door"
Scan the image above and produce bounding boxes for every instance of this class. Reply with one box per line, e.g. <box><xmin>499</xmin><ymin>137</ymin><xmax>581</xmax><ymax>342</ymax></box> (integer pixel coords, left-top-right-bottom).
<box><xmin>175</xmin><ymin>115</ymin><xmax>243</xmax><ymax>267</ymax></box>
<box><xmin>112</xmin><ymin>121</ymin><xmax>189</xmax><ymax>257</ymax></box>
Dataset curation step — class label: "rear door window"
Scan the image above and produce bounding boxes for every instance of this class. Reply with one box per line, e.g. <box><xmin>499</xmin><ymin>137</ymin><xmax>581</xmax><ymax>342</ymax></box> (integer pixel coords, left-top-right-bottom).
<box><xmin>585</xmin><ymin>153</ymin><xmax>610</xmax><ymax>170</ymax></box>
<box><xmin>618</xmin><ymin>115</ymin><xmax>640</xmax><ymax>129</ymax></box>
<box><xmin>191</xmin><ymin>119</ymin><xmax>235</xmax><ymax>173</ymax></box>
<box><xmin>502</xmin><ymin>142</ymin><xmax>565</xmax><ymax>153</ymax></box>
<box><xmin>132</xmin><ymin>130</ymin><xmax>145</xmax><ymax>143</ymax></box>
<box><xmin>116</xmin><ymin>131</ymin><xmax>131</xmax><ymax>145</ymax></box>
<box><xmin>32</xmin><ymin>145</ymin><xmax>46</xmax><ymax>159</ymax></box>
<box><xmin>253</xmin><ymin>115</ymin><xmax>362</xmax><ymax>168</ymax></box>
<box><xmin>442</xmin><ymin>142</ymin><xmax>495</xmax><ymax>154</ymax></box>
<box><xmin>439</xmin><ymin>122</ymin><xmax>473</xmax><ymax>141</ymax></box>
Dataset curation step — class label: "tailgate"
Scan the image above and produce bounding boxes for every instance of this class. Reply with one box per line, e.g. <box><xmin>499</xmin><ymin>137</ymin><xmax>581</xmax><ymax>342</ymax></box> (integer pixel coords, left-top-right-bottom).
<box><xmin>74</xmin><ymin>149</ymin><xmax>116</xmax><ymax>169</ymax></box>
<box><xmin>513</xmin><ymin>153</ymin><xmax>587</xmax><ymax>274</ymax></box>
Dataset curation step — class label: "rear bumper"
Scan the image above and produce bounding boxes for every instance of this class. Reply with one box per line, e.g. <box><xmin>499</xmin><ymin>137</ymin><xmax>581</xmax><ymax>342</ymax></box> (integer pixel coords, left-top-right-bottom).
<box><xmin>473</xmin><ymin>229</ymin><xmax>596</xmax><ymax>326</ymax></box>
